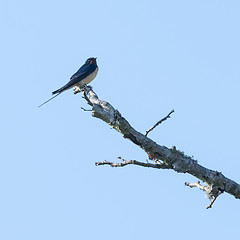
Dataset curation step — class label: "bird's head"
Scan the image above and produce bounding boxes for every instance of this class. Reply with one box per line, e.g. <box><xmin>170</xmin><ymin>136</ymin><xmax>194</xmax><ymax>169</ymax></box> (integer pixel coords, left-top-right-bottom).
<box><xmin>85</xmin><ymin>57</ymin><xmax>97</xmax><ymax>65</ymax></box>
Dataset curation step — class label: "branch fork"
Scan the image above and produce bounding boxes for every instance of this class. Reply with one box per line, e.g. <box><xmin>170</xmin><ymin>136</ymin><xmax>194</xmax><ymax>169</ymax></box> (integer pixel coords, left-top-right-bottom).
<box><xmin>185</xmin><ymin>181</ymin><xmax>224</xmax><ymax>209</ymax></box>
<box><xmin>76</xmin><ymin>85</ymin><xmax>240</xmax><ymax>209</ymax></box>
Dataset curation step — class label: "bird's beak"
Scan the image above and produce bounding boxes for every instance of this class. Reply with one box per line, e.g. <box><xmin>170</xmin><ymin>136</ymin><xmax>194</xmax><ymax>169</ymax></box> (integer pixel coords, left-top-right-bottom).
<box><xmin>91</xmin><ymin>57</ymin><xmax>97</xmax><ymax>64</ymax></box>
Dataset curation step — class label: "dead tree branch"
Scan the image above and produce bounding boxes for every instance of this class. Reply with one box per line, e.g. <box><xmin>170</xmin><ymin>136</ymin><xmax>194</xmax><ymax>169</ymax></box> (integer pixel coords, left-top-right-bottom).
<box><xmin>96</xmin><ymin>157</ymin><xmax>171</xmax><ymax>169</ymax></box>
<box><xmin>77</xmin><ymin>86</ymin><xmax>240</xmax><ymax>208</ymax></box>
<box><xmin>185</xmin><ymin>181</ymin><xmax>224</xmax><ymax>209</ymax></box>
<box><xmin>145</xmin><ymin>109</ymin><xmax>175</xmax><ymax>136</ymax></box>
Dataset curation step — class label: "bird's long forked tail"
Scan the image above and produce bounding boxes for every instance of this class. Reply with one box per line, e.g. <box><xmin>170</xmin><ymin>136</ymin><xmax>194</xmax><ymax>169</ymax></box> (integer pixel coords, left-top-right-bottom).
<box><xmin>38</xmin><ymin>92</ymin><xmax>61</xmax><ymax>108</ymax></box>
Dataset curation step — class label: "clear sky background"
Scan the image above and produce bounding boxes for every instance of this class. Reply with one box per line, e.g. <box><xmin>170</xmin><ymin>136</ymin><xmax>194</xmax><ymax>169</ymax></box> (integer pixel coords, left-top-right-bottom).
<box><xmin>1</xmin><ymin>0</ymin><xmax>240</xmax><ymax>239</ymax></box>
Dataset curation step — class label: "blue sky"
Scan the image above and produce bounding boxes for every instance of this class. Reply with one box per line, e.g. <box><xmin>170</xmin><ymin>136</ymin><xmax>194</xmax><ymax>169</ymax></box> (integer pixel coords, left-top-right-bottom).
<box><xmin>1</xmin><ymin>0</ymin><xmax>240</xmax><ymax>239</ymax></box>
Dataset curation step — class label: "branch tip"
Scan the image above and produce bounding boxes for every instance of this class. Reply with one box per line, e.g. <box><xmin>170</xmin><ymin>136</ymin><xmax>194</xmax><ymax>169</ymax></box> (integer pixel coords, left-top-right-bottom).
<box><xmin>145</xmin><ymin>109</ymin><xmax>175</xmax><ymax>136</ymax></box>
<box><xmin>81</xmin><ymin>107</ymin><xmax>91</xmax><ymax>111</ymax></box>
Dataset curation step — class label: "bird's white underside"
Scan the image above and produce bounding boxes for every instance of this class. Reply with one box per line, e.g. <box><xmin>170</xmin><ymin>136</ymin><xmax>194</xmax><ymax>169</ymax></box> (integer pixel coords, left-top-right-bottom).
<box><xmin>76</xmin><ymin>67</ymin><xmax>98</xmax><ymax>88</ymax></box>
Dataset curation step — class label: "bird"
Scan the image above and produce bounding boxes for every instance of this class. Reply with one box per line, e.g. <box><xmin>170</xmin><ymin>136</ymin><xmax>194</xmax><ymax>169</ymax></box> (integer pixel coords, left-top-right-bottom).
<box><xmin>38</xmin><ymin>57</ymin><xmax>98</xmax><ymax>107</ymax></box>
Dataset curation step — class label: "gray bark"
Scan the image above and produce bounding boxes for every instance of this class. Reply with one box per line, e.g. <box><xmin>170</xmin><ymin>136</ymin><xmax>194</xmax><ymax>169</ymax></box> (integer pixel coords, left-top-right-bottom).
<box><xmin>77</xmin><ymin>86</ymin><xmax>240</xmax><ymax>208</ymax></box>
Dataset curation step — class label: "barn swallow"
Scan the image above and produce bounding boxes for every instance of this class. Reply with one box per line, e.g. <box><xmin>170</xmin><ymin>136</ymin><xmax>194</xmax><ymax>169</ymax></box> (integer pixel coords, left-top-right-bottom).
<box><xmin>38</xmin><ymin>57</ymin><xmax>98</xmax><ymax>107</ymax></box>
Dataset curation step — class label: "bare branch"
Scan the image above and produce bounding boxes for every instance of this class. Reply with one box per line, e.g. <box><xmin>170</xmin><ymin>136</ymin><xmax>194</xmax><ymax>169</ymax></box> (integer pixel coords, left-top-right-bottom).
<box><xmin>73</xmin><ymin>86</ymin><xmax>82</xmax><ymax>94</ymax></box>
<box><xmin>81</xmin><ymin>107</ymin><xmax>91</xmax><ymax>111</ymax></box>
<box><xmin>96</xmin><ymin>157</ymin><xmax>171</xmax><ymax>169</ymax></box>
<box><xmin>78</xmin><ymin>85</ymin><xmax>240</xmax><ymax>208</ymax></box>
<box><xmin>73</xmin><ymin>85</ymin><xmax>93</xmax><ymax>106</ymax></box>
<box><xmin>206</xmin><ymin>192</ymin><xmax>223</xmax><ymax>209</ymax></box>
<box><xmin>185</xmin><ymin>181</ymin><xmax>209</xmax><ymax>192</ymax></box>
<box><xmin>185</xmin><ymin>181</ymin><xmax>224</xmax><ymax>209</ymax></box>
<box><xmin>145</xmin><ymin>109</ymin><xmax>175</xmax><ymax>136</ymax></box>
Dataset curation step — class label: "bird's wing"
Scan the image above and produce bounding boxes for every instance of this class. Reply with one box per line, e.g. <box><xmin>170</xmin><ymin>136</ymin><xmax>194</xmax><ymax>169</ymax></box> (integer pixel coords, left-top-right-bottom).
<box><xmin>52</xmin><ymin>64</ymin><xmax>97</xmax><ymax>94</ymax></box>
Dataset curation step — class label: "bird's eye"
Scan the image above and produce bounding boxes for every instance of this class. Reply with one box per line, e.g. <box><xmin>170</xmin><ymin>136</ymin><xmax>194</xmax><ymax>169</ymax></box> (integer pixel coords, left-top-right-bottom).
<box><xmin>85</xmin><ymin>57</ymin><xmax>95</xmax><ymax>64</ymax></box>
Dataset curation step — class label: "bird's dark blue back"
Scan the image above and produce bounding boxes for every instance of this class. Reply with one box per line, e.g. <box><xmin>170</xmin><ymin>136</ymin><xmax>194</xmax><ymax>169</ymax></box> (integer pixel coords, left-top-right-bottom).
<box><xmin>54</xmin><ymin>63</ymin><xmax>97</xmax><ymax>94</ymax></box>
<box><xmin>38</xmin><ymin>57</ymin><xmax>98</xmax><ymax>107</ymax></box>
<box><xmin>70</xmin><ymin>63</ymin><xmax>96</xmax><ymax>81</ymax></box>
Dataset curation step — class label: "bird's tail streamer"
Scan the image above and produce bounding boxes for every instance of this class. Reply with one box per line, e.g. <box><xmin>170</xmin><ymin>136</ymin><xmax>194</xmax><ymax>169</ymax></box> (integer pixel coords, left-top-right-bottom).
<box><xmin>38</xmin><ymin>92</ymin><xmax>61</xmax><ymax>108</ymax></box>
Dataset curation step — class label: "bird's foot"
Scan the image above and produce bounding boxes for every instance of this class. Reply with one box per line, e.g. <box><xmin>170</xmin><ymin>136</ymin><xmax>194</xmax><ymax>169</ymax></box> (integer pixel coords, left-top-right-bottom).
<box><xmin>81</xmin><ymin>84</ymin><xmax>90</xmax><ymax>93</ymax></box>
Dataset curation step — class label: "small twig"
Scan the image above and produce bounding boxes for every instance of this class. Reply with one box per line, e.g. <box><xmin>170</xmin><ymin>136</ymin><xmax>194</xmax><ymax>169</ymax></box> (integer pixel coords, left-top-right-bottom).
<box><xmin>118</xmin><ymin>156</ymin><xmax>127</xmax><ymax>162</ymax></box>
<box><xmin>81</xmin><ymin>107</ymin><xmax>91</xmax><ymax>111</ymax></box>
<box><xmin>185</xmin><ymin>181</ymin><xmax>209</xmax><ymax>192</ymax></box>
<box><xmin>206</xmin><ymin>191</ymin><xmax>222</xmax><ymax>209</ymax></box>
<box><xmin>185</xmin><ymin>181</ymin><xmax>224</xmax><ymax>209</ymax></box>
<box><xmin>95</xmin><ymin>158</ymin><xmax>171</xmax><ymax>169</ymax></box>
<box><xmin>73</xmin><ymin>85</ymin><xmax>93</xmax><ymax>106</ymax></box>
<box><xmin>73</xmin><ymin>86</ymin><xmax>83</xmax><ymax>95</ymax></box>
<box><xmin>145</xmin><ymin>109</ymin><xmax>175</xmax><ymax>136</ymax></box>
